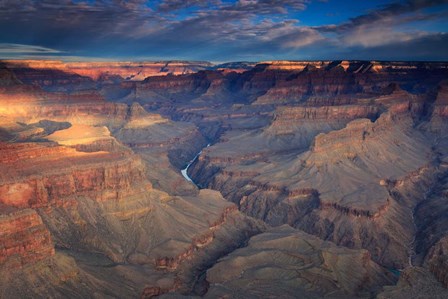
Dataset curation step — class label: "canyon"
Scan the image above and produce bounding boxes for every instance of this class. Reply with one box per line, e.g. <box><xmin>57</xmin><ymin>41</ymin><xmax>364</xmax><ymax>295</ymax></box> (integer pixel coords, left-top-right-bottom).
<box><xmin>1</xmin><ymin>59</ymin><xmax>448</xmax><ymax>298</ymax></box>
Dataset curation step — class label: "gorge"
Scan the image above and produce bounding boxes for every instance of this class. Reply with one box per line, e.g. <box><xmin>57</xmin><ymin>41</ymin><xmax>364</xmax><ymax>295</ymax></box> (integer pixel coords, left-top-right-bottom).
<box><xmin>181</xmin><ymin>144</ymin><xmax>210</xmax><ymax>185</ymax></box>
<box><xmin>0</xmin><ymin>59</ymin><xmax>448</xmax><ymax>298</ymax></box>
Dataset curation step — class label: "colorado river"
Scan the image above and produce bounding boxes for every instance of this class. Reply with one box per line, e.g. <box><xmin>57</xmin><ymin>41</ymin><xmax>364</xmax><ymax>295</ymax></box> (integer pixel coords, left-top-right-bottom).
<box><xmin>181</xmin><ymin>143</ymin><xmax>210</xmax><ymax>183</ymax></box>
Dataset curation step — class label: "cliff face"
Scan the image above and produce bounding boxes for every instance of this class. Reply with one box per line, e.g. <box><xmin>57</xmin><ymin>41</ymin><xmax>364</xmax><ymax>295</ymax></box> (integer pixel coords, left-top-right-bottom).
<box><xmin>378</xmin><ymin>266</ymin><xmax>448</xmax><ymax>299</ymax></box>
<box><xmin>0</xmin><ymin>143</ymin><xmax>148</xmax><ymax>208</ymax></box>
<box><xmin>3</xmin><ymin>60</ymin><xmax>212</xmax><ymax>82</ymax></box>
<box><xmin>263</xmin><ymin>104</ymin><xmax>381</xmax><ymax>148</ymax></box>
<box><xmin>430</xmin><ymin>82</ymin><xmax>448</xmax><ymax>129</ymax></box>
<box><xmin>414</xmin><ymin>165</ymin><xmax>448</xmax><ymax>288</ymax></box>
<box><xmin>0</xmin><ymin>208</ymin><xmax>54</xmax><ymax>268</ymax></box>
<box><xmin>0</xmin><ymin>139</ymin><xmax>154</xmax><ymax>263</ymax></box>
<box><xmin>426</xmin><ymin>236</ymin><xmax>448</xmax><ymax>288</ymax></box>
<box><xmin>0</xmin><ymin>85</ymin><xmax>131</xmax><ymax>130</ymax></box>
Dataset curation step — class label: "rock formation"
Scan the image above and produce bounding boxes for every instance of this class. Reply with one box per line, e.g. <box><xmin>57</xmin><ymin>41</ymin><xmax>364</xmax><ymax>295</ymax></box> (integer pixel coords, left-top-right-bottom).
<box><xmin>206</xmin><ymin>225</ymin><xmax>395</xmax><ymax>298</ymax></box>
<box><xmin>1</xmin><ymin>60</ymin><xmax>448</xmax><ymax>298</ymax></box>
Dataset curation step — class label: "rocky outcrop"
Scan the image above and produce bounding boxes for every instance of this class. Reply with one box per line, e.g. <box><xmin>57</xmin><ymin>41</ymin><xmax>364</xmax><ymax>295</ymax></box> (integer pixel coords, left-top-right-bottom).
<box><xmin>273</xmin><ymin>104</ymin><xmax>380</xmax><ymax>123</ymax></box>
<box><xmin>141</xmin><ymin>286</ymin><xmax>167</xmax><ymax>298</ymax></box>
<box><xmin>378</xmin><ymin>267</ymin><xmax>448</xmax><ymax>299</ymax></box>
<box><xmin>426</xmin><ymin>236</ymin><xmax>448</xmax><ymax>288</ymax></box>
<box><xmin>155</xmin><ymin>205</ymin><xmax>238</xmax><ymax>271</ymax></box>
<box><xmin>0</xmin><ymin>139</ymin><xmax>151</xmax><ymax>263</ymax></box>
<box><xmin>432</xmin><ymin>82</ymin><xmax>448</xmax><ymax>118</ymax></box>
<box><xmin>160</xmin><ymin>208</ymin><xmax>266</xmax><ymax>296</ymax></box>
<box><xmin>2</xmin><ymin>61</ymin><xmax>94</xmax><ymax>90</ymax></box>
<box><xmin>205</xmin><ymin>225</ymin><xmax>395</xmax><ymax>298</ymax></box>
<box><xmin>0</xmin><ymin>88</ymin><xmax>129</xmax><ymax>129</ymax></box>
<box><xmin>413</xmin><ymin>165</ymin><xmax>448</xmax><ymax>269</ymax></box>
<box><xmin>0</xmin><ymin>142</ymin><xmax>148</xmax><ymax>209</ymax></box>
<box><xmin>265</xmin><ymin>105</ymin><xmax>380</xmax><ymax>147</ymax></box>
<box><xmin>0</xmin><ymin>208</ymin><xmax>54</xmax><ymax>268</ymax></box>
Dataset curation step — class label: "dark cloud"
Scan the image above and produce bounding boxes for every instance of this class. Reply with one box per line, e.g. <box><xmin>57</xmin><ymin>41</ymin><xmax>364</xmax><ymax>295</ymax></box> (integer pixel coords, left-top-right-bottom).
<box><xmin>0</xmin><ymin>0</ymin><xmax>162</xmax><ymax>55</ymax></box>
<box><xmin>319</xmin><ymin>0</ymin><xmax>448</xmax><ymax>33</ymax></box>
<box><xmin>157</xmin><ymin>0</ymin><xmax>309</xmax><ymax>14</ymax></box>
<box><xmin>0</xmin><ymin>0</ymin><xmax>446</xmax><ymax>61</ymax></box>
<box><xmin>226</xmin><ymin>0</ymin><xmax>309</xmax><ymax>14</ymax></box>
<box><xmin>157</xmin><ymin>0</ymin><xmax>221</xmax><ymax>12</ymax></box>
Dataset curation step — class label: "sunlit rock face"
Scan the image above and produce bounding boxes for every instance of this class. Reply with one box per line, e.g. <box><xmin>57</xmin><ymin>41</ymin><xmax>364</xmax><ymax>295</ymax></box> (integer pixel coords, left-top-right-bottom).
<box><xmin>0</xmin><ymin>208</ymin><xmax>54</xmax><ymax>268</ymax></box>
<box><xmin>4</xmin><ymin>60</ymin><xmax>212</xmax><ymax>81</ymax></box>
<box><xmin>1</xmin><ymin>60</ymin><xmax>448</xmax><ymax>298</ymax></box>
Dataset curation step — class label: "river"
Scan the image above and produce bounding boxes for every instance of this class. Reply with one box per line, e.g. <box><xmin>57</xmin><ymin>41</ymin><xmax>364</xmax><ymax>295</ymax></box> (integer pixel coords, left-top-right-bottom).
<box><xmin>181</xmin><ymin>143</ymin><xmax>210</xmax><ymax>184</ymax></box>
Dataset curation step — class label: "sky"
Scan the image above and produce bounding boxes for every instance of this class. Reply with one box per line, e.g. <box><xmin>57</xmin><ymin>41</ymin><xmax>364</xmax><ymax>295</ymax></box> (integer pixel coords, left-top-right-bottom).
<box><xmin>0</xmin><ymin>0</ymin><xmax>447</xmax><ymax>62</ymax></box>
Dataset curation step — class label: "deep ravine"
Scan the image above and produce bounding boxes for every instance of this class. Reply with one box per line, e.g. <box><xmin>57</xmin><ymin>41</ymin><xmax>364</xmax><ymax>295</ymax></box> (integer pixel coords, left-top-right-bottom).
<box><xmin>181</xmin><ymin>143</ymin><xmax>210</xmax><ymax>186</ymax></box>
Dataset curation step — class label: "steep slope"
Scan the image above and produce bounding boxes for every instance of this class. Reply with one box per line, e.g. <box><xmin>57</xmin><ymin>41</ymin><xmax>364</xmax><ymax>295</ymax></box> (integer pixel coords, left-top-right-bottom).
<box><xmin>377</xmin><ymin>267</ymin><xmax>448</xmax><ymax>299</ymax></box>
<box><xmin>205</xmin><ymin>225</ymin><xmax>394</xmax><ymax>299</ymax></box>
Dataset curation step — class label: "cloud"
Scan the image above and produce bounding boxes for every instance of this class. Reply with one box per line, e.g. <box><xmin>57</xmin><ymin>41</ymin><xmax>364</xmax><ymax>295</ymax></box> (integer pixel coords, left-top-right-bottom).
<box><xmin>257</xmin><ymin>21</ymin><xmax>324</xmax><ymax>48</ymax></box>
<box><xmin>336</xmin><ymin>32</ymin><xmax>448</xmax><ymax>61</ymax></box>
<box><xmin>338</xmin><ymin>18</ymin><xmax>430</xmax><ymax>47</ymax></box>
<box><xmin>0</xmin><ymin>0</ymin><xmax>446</xmax><ymax>61</ymax></box>
<box><xmin>229</xmin><ymin>0</ymin><xmax>309</xmax><ymax>14</ymax></box>
<box><xmin>157</xmin><ymin>0</ymin><xmax>309</xmax><ymax>14</ymax></box>
<box><xmin>318</xmin><ymin>0</ymin><xmax>448</xmax><ymax>34</ymax></box>
<box><xmin>0</xmin><ymin>43</ymin><xmax>63</xmax><ymax>54</ymax></box>
<box><xmin>157</xmin><ymin>0</ymin><xmax>221</xmax><ymax>12</ymax></box>
<box><xmin>0</xmin><ymin>0</ymin><xmax>155</xmax><ymax>41</ymax></box>
<box><xmin>312</xmin><ymin>0</ymin><xmax>448</xmax><ymax>52</ymax></box>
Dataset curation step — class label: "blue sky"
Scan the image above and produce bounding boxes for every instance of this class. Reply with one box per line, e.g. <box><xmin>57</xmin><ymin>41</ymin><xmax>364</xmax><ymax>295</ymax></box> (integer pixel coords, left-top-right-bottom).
<box><xmin>0</xmin><ymin>0</ymin><xmax>447</xmax><ymax>62</ymax></box>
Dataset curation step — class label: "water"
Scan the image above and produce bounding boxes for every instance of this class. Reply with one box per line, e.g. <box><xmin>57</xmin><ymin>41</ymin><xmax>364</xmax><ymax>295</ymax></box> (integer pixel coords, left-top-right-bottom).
<box><xmin>181</xmin><ymin>143</ymin><xmax>210</xmax><ymax>183</ymax></box>
<box><xmin>388</xmin><ymin>268</ymin><xmax>402</xmax><ymax>277</ymax></box>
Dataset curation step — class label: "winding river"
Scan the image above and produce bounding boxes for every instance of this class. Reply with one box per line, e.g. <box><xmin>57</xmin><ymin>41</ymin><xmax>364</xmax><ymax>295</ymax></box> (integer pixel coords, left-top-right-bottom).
<box><xmin>181</xmin><ymin>143</ymin><xmax>210</xmax><ymax>184</ymax></box>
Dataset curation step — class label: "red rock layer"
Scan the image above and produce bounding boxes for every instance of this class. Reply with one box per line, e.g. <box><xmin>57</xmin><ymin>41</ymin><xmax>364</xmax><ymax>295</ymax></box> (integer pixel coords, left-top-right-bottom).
<box><xmin>0</xmin><ymin>208</ymin><xmax>54</xmax><ymax>268</ymax></box>
<box><xmin>268</xmin><ymin>105</ymin><xmax>380</xmax><ymax>135</ymax></box>
<box><xmin>0</xmin><ymin>142</ymin><xmax>148</xmax><ymax>209</ymax></box>
<box><xmin>276</xmin><ymin>105</ymin><xmax>379</xmax><ymax>120</ymax></box>
<box><xmin>3</xmin><ymin>60</ymin><xmax>212</xmax><ymax>81</ymax></box>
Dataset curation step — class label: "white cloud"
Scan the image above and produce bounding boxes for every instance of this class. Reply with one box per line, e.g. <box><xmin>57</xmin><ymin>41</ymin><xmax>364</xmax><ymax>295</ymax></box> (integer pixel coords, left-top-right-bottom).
<box><xmin>0</xmin><ymin>43</ymin><xmax>63</xmax><ymax>54</ymax></box>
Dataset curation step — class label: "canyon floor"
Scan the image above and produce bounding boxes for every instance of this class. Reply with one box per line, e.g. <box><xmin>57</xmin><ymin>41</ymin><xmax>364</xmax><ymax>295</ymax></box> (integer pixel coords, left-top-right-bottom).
<box><xmin>1</xmin><ymin>60</ymin><xmax>448</xmax><ymax>298</ymax></box>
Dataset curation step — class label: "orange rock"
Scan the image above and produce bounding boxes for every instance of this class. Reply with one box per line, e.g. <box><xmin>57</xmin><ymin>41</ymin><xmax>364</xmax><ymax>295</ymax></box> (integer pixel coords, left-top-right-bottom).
<box><xmin>0</xmin><ymin>208</ymin><xmax>54</xmax><ymax>268</ymax></box>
